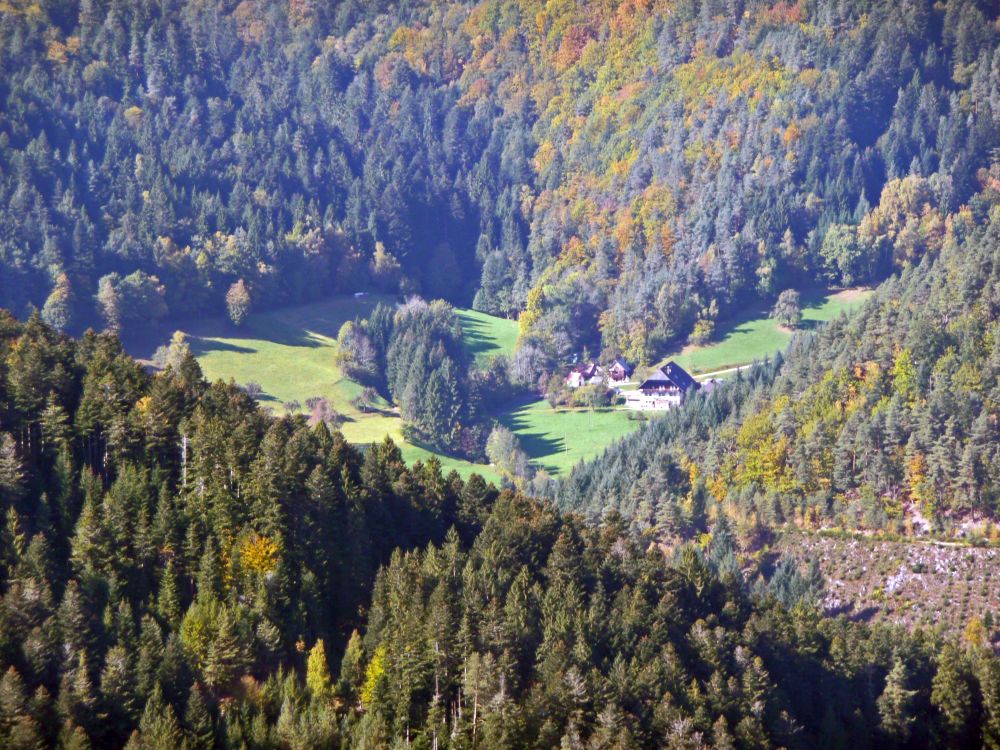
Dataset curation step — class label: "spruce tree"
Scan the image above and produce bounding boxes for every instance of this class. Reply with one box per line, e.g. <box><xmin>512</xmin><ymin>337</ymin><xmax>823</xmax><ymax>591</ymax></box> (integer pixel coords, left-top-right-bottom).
<box><xmin>878</xmin><ymin>658</ymin><xmax>918</xmax><ymax>745</ymax></box>
<box><xmin>931</xmin><ymin>644</ymin><xmax>974</xmax><ymax>746</ymax></box>
<box><xmin>203</xmin><ymin>609</ymin><xmax>247</xmax><ymax>692</ymax></box>
<box><xmin>183</xmin><ymin>683</ymin><xmax>215</xmax><ymax>750</ymax></box>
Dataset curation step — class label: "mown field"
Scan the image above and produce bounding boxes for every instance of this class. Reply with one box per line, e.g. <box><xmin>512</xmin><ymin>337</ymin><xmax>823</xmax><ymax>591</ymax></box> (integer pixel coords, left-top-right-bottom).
<box><xmin>131</xmin><ymin>296</ymin><xmax>499</xmax><ymax>480</ymax></box>
<box><xmin>657</xmin><ymin>288</ymin><xmax>872</xmax><ymax>375</ymax></box>
<box><xmin>138</xmin><ymin>296</ymin><xmax>647</xmax><ymax>482</ymax></box>
<box><xmin>136</xmin><ymin>287</ymin><xmax>871</xmax><ymax>482</ymax></box>
<box><xmin>455</xmin><ymin>308</ymin><xmax>519</xmax><ymax>366</ymax></box>
<box><xmin>500</xmin><ymin>399</ymin><xmax>645</xmax><ymax>476</ymax></box>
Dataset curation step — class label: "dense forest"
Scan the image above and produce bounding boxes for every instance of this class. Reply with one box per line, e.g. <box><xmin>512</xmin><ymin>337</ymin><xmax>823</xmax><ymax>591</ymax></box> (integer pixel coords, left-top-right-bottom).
<box><xmin>557</xmin><ymin>163</ymin><xmax>1000</xmax><ymax>540</ymax></box>
<box><xmin>5</xmin><ymin>0</ymin><xmax>1000</xmax><ymax>746</ymax></box>
<box><xmin>0</xmin><ymin>312</ymin><xmax>995</xmax><ymax>748</ymax></box>
<box><xmin>2</xmin><ymin>0</ymin><xmax>999</xmax><ymax>366</ymax></box>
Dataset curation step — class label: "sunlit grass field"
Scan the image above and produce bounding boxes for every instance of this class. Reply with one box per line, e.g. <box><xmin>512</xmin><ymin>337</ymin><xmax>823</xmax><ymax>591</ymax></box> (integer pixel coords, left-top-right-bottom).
<box><xmin>657</xmin><ymin>288</ymin><xmax>872</xmax><ymax>375</ymax></box>
<box><xmin>136</xmin><ymin>287</ymin><xmax>869</xmax><ymax>482</ymax></box>
<box><xmin>499</xmin><ymin>399</ymin><xmax>645</xmax><ymax>475</ymax></box>
<box><xmin>132</xmin><ymin>296</ymin><xmax>498</xmax><ymax>479</ymax></box>
<box><xmin>455</xmin><ymin>307</ymin><xmax>518</xmax><ymax>364</ymax></box>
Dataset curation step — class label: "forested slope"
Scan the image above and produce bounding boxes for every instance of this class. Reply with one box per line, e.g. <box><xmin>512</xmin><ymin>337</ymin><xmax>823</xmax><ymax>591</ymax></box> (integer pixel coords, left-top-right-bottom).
<box><xmin>0</xmin><ymin>310</ymin><xmax>499</xmax><ymax>747</ymax></box>
<box><xmin>0</xmin><ymin>312</ymin><xmax>996</xmax><ymax>748</ymax></box>
<box><xmin>2</xmin><ymin>0</ymin><xmax>999</xmax><ymax>368</ymax></box>
<box><xmin>558</xmin><ymin>167</ymin><xmax>1000</xmax><ymax>536</ymax></box>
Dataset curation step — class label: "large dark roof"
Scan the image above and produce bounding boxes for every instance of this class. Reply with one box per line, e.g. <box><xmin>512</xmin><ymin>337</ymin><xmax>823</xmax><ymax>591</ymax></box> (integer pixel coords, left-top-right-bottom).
<box><xmin>638</xmin><ymin>361</ymin><xmax>698</xmax><ymax>391</ymax></box>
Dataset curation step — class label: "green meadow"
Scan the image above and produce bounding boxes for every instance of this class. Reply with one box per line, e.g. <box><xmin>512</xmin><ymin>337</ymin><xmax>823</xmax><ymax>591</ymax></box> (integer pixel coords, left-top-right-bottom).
<box><xmin>131</xmin><ymin>296</ymin><xmax>496</xmax><ymax>480</ymax></box>
<box><xmin>138</xmin><ymin>287</ymin><xmax>869</xmax><ymax>482</ymax></box>
<box><xmin>499</xmin><ymin>399</ymin><xmax>644</xmax><ymax>476</ymax></box>
<box><xmin>138</xmin><ymin>296</ymin><xmax>626</xmax><ymax>482</ymax></box>
<box><xmin>455</xmin><ymin>307</ymin><xmax>519</xmax><ymax>365</ymax></box>
<box><xmin>657</xmin><ymin>288</ymin><xmax>872</xmax><ymax>375</ymax></box>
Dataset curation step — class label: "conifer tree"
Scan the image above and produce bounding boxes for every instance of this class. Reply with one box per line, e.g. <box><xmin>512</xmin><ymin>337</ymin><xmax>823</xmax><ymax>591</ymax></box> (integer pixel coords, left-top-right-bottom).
<box><xmin>931</xmin><ymin>644</ymin><xmax>974</xmax><ymax>746</ymax></box>
<box><xmin>203</xmin><ymin>609</ymin><xmax>247</xmax><ymax>692</ymax></box>
<box><xmin>306</xmin><ymin>639</ymin><xmax>332</xmax><ymax>701</ymax></box>
<box><xmin>878</xmin><ymin>658</ymin><xmax>918</xmax><ymax>745</ymax></box>
<box><xmin>183</xmin><ymin>684</ymin><xmax>215</xmax><ymax>750</ymax></box>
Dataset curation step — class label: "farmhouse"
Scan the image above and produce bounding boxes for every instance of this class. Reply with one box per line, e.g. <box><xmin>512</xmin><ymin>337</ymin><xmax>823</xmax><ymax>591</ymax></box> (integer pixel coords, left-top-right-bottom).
<box><xmin>607</xmin><ymin>357</ymin><xmax>634</xmax><ymax>384</ymax></box>
<box><xmin>565</xmin><ymin>361</ymin><xmax>604</xmax><ymax>388</ymax></box>
<box><xmin>623</xmin><ymin>361</ymin><xmax>698</xmax><ymax>411</ymax></box>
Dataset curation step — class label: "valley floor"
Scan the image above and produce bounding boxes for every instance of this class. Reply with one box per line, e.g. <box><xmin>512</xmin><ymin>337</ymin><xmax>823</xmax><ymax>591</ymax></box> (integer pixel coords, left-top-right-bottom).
<box><xmin>126</xmin><ymin>287</ymin><xmax>872</xmax><ymax>483</ymax></box>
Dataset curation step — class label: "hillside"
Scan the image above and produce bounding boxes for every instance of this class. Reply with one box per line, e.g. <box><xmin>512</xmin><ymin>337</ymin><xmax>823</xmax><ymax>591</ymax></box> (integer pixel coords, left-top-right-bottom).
<box><xmin>0</xmin><ymin>314</ymin><xmax>997</xmax><ymax>748</ymax></box>
<box><xmin>558</xmin><ymin>171</ymin><xmax>1000</xmax><ymax>542</ymax></box>
<box><xmin>3</xmin><ymin>0</ymin><xmax>1000</xmax><ymax>746</ymax></box>
<box><xmin>1</xmin><ymin>0</ymin><xmax>998</xmax><ymax>372</ymax></box>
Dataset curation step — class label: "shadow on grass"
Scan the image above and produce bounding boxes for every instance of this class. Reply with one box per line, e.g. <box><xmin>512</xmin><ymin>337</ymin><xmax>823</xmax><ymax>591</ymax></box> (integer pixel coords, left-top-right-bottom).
<box><xmin>696</xmin><ymin>287</ymin><xmax>842</xmax><ymax>348</ymax></box>
<box><xmin>499</xmin><ymin>402</ymin><xmax>566</xmax><ymax>471</ymax></box>
<box><xmin>122</xmin><ymin>294</ymin><xmax>396</xmax><ymax>359</ymax></box>
<box><xmin>189</xmin><ymin>338</ymin><xmax>257</xmax><ymax>356</ymax></box>
<box><xmin>460</xmin><ymin>316</ymin><xmax>500</xmax><ymax>360</ymax></box>
<box><xmin>355</xmin><ymin>406</ymin><xmax>396</xmax><ymax>418</ymax></box>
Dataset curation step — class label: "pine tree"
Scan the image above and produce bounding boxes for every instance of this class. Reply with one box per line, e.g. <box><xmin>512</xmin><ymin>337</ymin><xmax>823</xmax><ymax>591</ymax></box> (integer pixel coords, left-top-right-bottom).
<box><xmin>134</xmin><ymin>684</ymin><xmax>183</xmax><ymax>750</ymax></box>
<box><xmin>40</xmin><ymin>394</ymin><xmax>71</xmax><ymax>454</ymax></box>
<box><xmin>1</xmin><ymin>507</ymin><xmax>26</xmax><ymax>579</ymax></box>
<box><xmin>337</xmin><ymin>630</ymin><xmax>364</xmax><ymax>703</ymax></box>
<box><xmin>931</xmin><ymin>644</ymin><xmax>974</xmax><ymax>746</ymax></box>
<box><xmin>135</xmin><ymin>616</ymin><xmax>163</xmax><ymax>704</ymax></box>
<box><xmin>203</xmin><ymin>609</ymin><xmax>247</xmax><ymax>692</ymax></box>
<box><xmin>57</xmin><ymin>653</ymin><xmax>96</xmax><ymax>735</ymax></box>
<box><xmin>0</xmin><ymin>435</ymin><xmax>25</xmax><ymax>505</ymax></box>
<box><xmin>157</xmin><ymin>561</ymin><xmax>182</xmax><ymax>628</ymax></box>
<box><xmin>99</xmin><ymin>645</ymin><xmax>138</xmax><ymax>741</ymax></box>
<box><xmin>59</xmin><ymin>723</ymin><xmax>92</xmax><ymax>750</ymax></box>
<box><xmin>0</xmin><ymin>666</ymin><xmax>27</xmax><ymax>736</ymax></box>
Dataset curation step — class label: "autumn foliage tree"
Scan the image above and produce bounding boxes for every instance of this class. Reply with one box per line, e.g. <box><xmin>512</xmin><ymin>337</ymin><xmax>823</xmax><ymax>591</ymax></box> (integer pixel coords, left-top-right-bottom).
<box><xmin>225</xmin><ymin>280</ymin><xmax>252</xmax><ymax>327</ymax></box>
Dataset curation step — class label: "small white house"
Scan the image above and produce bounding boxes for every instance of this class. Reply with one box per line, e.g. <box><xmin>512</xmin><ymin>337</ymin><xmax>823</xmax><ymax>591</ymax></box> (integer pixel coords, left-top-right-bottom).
<box><xmin>566</xmin><ymin>361</ymin><xmax>604</xmax><ymax>388</ymax></box>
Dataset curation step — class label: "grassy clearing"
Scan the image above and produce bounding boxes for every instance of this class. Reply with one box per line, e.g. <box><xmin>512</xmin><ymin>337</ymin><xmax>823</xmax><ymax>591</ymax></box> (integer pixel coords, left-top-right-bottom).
<box><xmin>657</xmin><ymin>287</ymin><xmax>872</xmax><ymax>375</ymax></box>
<box><xmin>456</xmin><ymin>308</ymin><xmax>518</xmax><ymax>365</ymax></box>
<box><xmin>132</xmin><ymin>296</ymin><xmax>497</xmax><ymax>481</ymax></box>
<box><xmin>500</xmin><ymin>399</ymin><xmax>645</xmax><ymax>476</ymax></box>
<box><xmin>137</xmin><ymin>297</ymin><xmax>642</xmax><ymax>480</ymax></box>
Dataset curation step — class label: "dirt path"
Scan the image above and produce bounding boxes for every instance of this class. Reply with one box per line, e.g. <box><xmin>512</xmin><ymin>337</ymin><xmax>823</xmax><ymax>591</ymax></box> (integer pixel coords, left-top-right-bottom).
<box><xmin>694</xmin><ymin>363</ymin><xmax>761</xmax><ymax>380</ymax></box>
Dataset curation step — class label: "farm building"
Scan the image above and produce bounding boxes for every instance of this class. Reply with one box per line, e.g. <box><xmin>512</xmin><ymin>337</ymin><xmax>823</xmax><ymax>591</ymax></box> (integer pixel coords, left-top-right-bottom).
<box><xmin>566</xmin><ymin>361</ymin><xmax>604</xmax><ymax>388</ymax></box>
<box><xmin>623</xmin><ymin>361</ymin><xmax>699</xmax><ymax>411</ymax></box>
<box><xmin>607</xmin><ymin>358</ymin><xmax>634</xmax><ymax>384</ymax></box>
